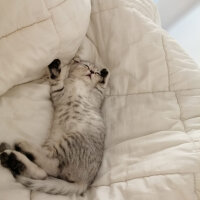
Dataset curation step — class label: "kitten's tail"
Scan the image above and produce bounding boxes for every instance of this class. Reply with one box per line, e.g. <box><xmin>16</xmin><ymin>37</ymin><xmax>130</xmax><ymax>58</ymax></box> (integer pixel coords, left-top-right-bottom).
<box><xmin>16</xmin><ymin>176</ymin><xmax>87</xmax><ymax>195</ymax></box>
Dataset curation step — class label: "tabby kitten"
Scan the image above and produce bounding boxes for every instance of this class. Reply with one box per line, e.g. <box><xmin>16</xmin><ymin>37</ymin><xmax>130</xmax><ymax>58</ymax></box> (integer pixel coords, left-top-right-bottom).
<box><xmin>0</xmin><ymin>58</ymin><xmax>110</xmax><ymax>195</ymax></box>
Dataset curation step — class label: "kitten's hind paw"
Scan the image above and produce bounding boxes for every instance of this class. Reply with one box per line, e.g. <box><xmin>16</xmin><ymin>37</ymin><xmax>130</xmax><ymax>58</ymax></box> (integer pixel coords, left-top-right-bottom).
<box><xmin>14</xmin><ymin>142</ymin><xmax>35</xmax><ymax>162</ymax></box>
<box><xmin>0</xmin><ymin>150</ymin><xmax>26</xmax><ymax>176</ymax></box>
<box><xmin>0</xmin><ymin>150</ymin><xmax>47</xmax><ymax>179</ymax></box>
<box><xmin>0</xmin><ymin>151</ymin><xmax>9</xmax><ymax>167</ymax></box>
<box><xmin>0</xmin><ymin>142</ymin><xmax>11</xmax><ymax>153</ymax></box>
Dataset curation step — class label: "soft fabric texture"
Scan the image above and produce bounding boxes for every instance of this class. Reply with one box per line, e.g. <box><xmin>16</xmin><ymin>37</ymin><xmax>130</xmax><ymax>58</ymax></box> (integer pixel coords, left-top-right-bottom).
<box><xmin>0</xmin><ymin>0</ymin><xmax>91</xmax><ymax>96</ymax></box>
<box><xmin>1</xmin><ymin>0</ymin><xmax>200</xmax><ymax>200</ymax></box>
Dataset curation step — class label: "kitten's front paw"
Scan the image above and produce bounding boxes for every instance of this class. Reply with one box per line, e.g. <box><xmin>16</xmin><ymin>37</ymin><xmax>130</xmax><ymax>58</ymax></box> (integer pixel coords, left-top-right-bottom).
<box><xmin>100</xmin><ymin>68</ymin><xmax>110</xmax><ymax>84</ymax></box>
<box><xmin>48</xmin><ymin>59</ymin><xmax>61</xmax><ymax>79</ymax></box>
<box><xmin>0</xmin><ymin>150</ymin><xmax>26</xmax><ymax>176</ymax></box>
<box><xmin>100</xmin><ymin>68</ymin><xmax>109</xmax><ymax>78</ymax></box>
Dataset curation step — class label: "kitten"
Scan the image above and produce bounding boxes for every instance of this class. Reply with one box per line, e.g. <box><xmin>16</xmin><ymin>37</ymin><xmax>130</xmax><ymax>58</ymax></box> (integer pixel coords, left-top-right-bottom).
<box><xmin>0</xmin><ymin>58</ymin><xmax>110</xmax><ymax>195</ymax></box>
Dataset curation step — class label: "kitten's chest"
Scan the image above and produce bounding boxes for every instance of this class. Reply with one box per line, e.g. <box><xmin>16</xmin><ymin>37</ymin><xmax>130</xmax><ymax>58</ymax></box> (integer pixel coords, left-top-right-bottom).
<box><xmin>55</xmin><ymin>94</ymin><xmax>94</xmax><ymax>121</ymax></box>
<box><xmin>64</xmin><ymin>79</ymin><xmax>89</xmax><ymax>97</ymax></box>
<box><xmin>53</xmin><ymin>79</ymin><xmax>101</xmax><ymax>131</ymax></box>
<box><xmin>54</xmin><ymin>96</ymin><xmax>100</xmax><ymax>133</ymax></box>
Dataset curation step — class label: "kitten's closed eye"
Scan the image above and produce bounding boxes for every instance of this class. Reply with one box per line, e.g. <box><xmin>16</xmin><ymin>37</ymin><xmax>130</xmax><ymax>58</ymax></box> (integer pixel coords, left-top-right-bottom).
<box><xmin>83</xmin><ymin>64</ymin><xmax>100</xmax><ymax>76</ymax></box>
<box><xmin>83</xmin><ymin>64</ymin><xmax>89</xmax><ymax>68</ymax></box>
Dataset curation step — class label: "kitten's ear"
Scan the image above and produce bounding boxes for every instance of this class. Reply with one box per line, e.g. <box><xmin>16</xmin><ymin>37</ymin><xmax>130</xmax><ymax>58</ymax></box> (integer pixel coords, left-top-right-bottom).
<box><xmin>70</xmin><ymin>57</ymin><xmax>81</xmax><ymax>64</ymax></box>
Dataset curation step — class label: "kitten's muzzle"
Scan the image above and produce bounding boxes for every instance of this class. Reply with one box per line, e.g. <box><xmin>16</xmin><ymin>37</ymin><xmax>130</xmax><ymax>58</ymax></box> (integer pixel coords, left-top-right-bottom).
<box><xmin>86</xmin><ymin>70</ymin><xmax>95</xmax><ymax>79</ymax></box>
<box><xmin>86</xmin><ymin>74</ymin><xmax>92</xmax><ymax>79</ymax></box>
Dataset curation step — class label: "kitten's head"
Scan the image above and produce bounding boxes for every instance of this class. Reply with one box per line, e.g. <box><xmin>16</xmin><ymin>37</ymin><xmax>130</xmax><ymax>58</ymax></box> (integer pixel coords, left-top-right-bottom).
<box><xmin>69</xmin><ymin>58</ymin><xmax>109</xmax><ymax>87</ymax></box>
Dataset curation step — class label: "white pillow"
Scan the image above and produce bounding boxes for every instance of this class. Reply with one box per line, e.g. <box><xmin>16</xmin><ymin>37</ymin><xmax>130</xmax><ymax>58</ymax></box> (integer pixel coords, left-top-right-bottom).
<box><xmin>0</xmin><ymin>0</ymin><xmax>91</xmax><ymax>96</ymax></box>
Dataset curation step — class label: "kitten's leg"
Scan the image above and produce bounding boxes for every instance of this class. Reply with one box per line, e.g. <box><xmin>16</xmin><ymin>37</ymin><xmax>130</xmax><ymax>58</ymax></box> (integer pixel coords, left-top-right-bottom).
<box><xmin>14</xmin><ymin>142</ymin><xmax>59</xmax><ymax>177</ymax></box>
<box><xmin>0</xmin><ymin>150</ymin><xmax>47</xmax><ymax>179</ymax></box>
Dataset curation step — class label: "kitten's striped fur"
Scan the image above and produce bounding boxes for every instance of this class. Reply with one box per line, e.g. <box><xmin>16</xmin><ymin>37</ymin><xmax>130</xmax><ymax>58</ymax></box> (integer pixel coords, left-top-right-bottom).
<box><xmin>0</xmin><ymin>58</ymin><xmax>110</xmax><ymax>195</ymax></box>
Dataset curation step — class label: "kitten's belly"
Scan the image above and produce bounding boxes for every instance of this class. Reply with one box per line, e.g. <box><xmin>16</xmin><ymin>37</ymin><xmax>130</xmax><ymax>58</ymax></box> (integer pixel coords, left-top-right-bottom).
<box><xmin>62</xmin><ymin>115</ymin><xmax>104</xmax><ymax>134</ymax></box>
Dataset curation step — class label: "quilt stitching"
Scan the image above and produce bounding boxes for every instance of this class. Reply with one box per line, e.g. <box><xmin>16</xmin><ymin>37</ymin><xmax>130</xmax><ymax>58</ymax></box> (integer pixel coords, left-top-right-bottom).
<box><xmin>92</xmin><ymin>172</ymin><xmax>195</xmax><ymax>188</ymax></box>
<box><xmin>174</xmin><ymin>93</ymin><xmax>186</xmax><ymax>132</ymax></box>
<box><xmin>104</xmin><ymin>135</ymin><xmax>193</xmax><ymax>151</ymax></box>
<box><xmin>91</xmin><ymin>0</ymin><xmax>154</xmax><ymax>16</ymax></box>
<box><xmin>0</xmin><ymin>18</ymin><xmax>50</xmax><ymax>41</ymax></box>
<box><xmin>152</xmin><ymin>1</ymin><xmax>158</xmax><ymax>23</ymax></box>
<box><xmin>161</xmin><ymin>35</ymin><xmax>171</xmax><ymax>91</ymax></box>
<box><xmin>91</xmin><ymin>6</ymin><xmax>120</xmax><ymax>15</ymax></box>
<box><xmin>193</xmin><ymin>173</ymin><xmax>200</xmax><ymax>200</ymax></box>
<box><xmin>106</xmin><ymin>88</ymin><xmax>200</xmax><ymax>97</ymax></box>
<box><xmin>30</xmin><ymin>191</ymin><xmax>33</xmax><ymax>200</ymax></box>
<box><xmin>175</xmin><ymin>92</ymin><xmax>199</xmax><ymax>154</ymax></box>
<box><xmin>43</xmin><ymin>0</ymin><xmax>62</xmax><ymax>53</ymax></box>
<box><xmin>127</xmin><ymin>0</ymin><xmax>154</xmax><ymax>18</ymax></box>
<box><xmin>48</xmin><ymin>0</ymin><xmax>66</xmax><ymax>10</ymax></box>
<box><xmin>0</xmin><ymin>0</ymin><xmax>68</xmax><ymax>47</ymax></box>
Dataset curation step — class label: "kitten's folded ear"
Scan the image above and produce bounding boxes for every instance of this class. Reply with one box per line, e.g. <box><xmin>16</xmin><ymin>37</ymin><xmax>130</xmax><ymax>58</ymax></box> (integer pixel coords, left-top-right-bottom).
<box><xmin>70</xmin><ymin>57</ymin><xmax>81</xmax><ymax>64</ymax></box>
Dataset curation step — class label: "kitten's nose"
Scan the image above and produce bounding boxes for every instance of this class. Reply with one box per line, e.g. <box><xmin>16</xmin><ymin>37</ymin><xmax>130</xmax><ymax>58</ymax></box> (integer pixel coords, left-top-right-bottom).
<box><xmin>90</xmin><ymin>70</ymin><xmax>94</xmax><ymax>74</ymax></box>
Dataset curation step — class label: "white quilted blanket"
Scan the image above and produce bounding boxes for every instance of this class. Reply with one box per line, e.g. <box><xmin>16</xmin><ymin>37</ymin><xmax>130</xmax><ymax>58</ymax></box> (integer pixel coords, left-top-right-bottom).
<box><xmin>1</xmin><ymin>0</ymin><xmax>200</xmax><ymax>200</ymax></box>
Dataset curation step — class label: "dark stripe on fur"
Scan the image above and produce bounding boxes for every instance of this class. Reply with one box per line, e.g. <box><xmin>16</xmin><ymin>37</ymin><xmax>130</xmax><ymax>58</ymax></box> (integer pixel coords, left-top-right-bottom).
<box><xmin>52</xmin><ymin>87</ymin><xmax>64</xmax><ymax>93</ymax></box>
<box><xmin>95</xmin><ymin>87</ymin><xmax>103</xmax><ymax>95</ymax></box>
<box><xmin>59</xmin><ymin>143</ymin><xmax>66</xmax><ymax>156</ymax></box>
